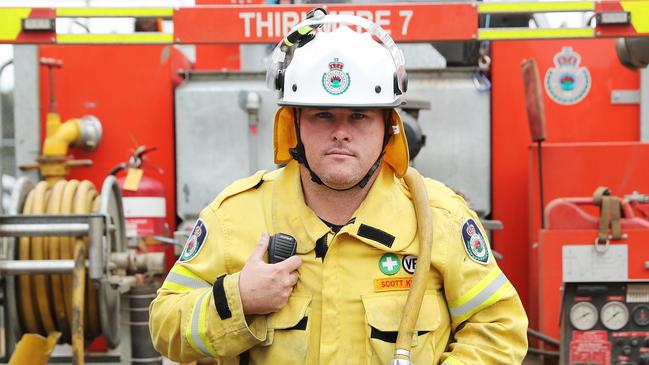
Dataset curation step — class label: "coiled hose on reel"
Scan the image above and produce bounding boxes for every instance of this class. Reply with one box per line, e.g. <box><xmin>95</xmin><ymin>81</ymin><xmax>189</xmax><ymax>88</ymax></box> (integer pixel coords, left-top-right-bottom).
<box><xmin>18</xmin><ymin>180</ymin><xmax>101</xmax><ymax>350</ymax></box>
<box><xmin>7</xmin><ymin>176</ymin><xmax>126</xmax><ymax>364</ymax></box>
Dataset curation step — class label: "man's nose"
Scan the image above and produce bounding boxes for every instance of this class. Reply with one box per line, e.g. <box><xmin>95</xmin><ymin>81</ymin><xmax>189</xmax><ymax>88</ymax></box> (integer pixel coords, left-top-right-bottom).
<box><xmin>331</xmin><ymin>120</ymin><xmax>351</xmax><ymax>142</ymax></box>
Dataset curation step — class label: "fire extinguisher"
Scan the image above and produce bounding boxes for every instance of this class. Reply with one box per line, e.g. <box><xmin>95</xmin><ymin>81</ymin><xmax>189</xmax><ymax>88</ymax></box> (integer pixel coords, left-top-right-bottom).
<box><xmin>110</xmin><ymin>146</ymin><xmax>167</xmax><ymax>253</ymax></box>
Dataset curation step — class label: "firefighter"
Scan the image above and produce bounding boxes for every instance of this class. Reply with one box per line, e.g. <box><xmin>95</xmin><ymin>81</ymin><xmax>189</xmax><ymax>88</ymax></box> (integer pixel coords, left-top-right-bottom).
<box><xmin>149</xmin><ymin>12</ymin><xmax>528</xmax><ymax>365</ymax></box>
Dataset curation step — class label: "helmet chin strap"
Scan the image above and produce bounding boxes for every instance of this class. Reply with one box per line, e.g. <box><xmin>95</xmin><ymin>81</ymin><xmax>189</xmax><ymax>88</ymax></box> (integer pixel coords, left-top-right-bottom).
<box><xmin>288</xmin><ymin>108</ymin><xmax>392</xmax><ymax>192</ymax></box>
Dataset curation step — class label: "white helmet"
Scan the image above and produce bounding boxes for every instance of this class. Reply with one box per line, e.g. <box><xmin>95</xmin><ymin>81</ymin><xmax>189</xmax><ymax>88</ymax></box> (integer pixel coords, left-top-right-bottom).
<box><xmin>267</xmin><ymin>12</ymin><xmax>407</xmax><ymax>107</ymax></box>
<box><xmin>268</xmin><ymin>10</ymin><xmax>410</xmax><ymax>183</ymax></box>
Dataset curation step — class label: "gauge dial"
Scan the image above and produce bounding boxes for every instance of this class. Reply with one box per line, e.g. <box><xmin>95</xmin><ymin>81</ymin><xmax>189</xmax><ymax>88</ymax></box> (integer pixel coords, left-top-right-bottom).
<box><xmin>632</xmin><ymin>304</ymin><xmax>649</xmax><ymax>327</ymax></box>
<box><xmin>601</xmin><ymin>301</ymin><xmax>630</xmax><ymax>331</ymax></box>
<box><xmin>570</xmin><ymin>302</ymin><xmax>598</xmax><ymax>330</ymax></box>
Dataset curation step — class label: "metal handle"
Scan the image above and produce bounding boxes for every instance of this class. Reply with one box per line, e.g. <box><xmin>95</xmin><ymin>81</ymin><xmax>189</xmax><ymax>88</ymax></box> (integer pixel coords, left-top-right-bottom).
<box><xmin>0</xmin><ymin>260</ymin><xmax>76</xmax><ymax>274</ymax></box>
<box><xmin>0</xmin><ymin>223</ymin><xmax>89</xmax><ymax>236</ymax></box>
<box><xmin>88</xmin><ymin>215</ymin><xmax>105</xmax><ymax>281</ymax></box>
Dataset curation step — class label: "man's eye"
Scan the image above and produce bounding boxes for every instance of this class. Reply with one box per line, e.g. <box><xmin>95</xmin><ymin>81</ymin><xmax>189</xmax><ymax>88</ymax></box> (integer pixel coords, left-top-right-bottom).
<box><xmin>316</xmin><ymin>112</ymin><xmax>333</xmax><ymax>119</ymax></box>
<box><xmin>351</xmin><ymin>113</ymin><xmax>367</xmax><ymax>120</ymax></box>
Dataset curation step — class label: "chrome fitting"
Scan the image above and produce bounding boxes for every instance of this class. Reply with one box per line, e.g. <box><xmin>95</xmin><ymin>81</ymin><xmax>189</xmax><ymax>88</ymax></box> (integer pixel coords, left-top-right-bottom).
<box><xmin>389</xmin><ymin>349</ymin><xmax>414</xmax><ymax>365</ymax></box>
<box><xmin>389</xmin><ymin>360</ymin><xmax>414</xmax><ymax>365</ymax></box>
<box><xmin>73</xmin><ymin>115</ymin><xmax>103</xmax><ymax>151</ymax></box>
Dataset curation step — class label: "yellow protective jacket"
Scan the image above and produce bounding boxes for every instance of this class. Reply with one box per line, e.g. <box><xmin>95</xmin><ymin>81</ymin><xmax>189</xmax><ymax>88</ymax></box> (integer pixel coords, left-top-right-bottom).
<box><xmin>149</xmin><ymin>161</ymin><xmax>528</xmax><ymax>364</ymax></box>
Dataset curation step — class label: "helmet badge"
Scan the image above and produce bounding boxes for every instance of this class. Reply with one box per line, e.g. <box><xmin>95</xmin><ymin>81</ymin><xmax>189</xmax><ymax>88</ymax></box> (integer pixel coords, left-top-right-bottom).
<box><xmin>322</xmin><ymin>58</ymin><xmax>351</xmax><ymax>95</ymax></box>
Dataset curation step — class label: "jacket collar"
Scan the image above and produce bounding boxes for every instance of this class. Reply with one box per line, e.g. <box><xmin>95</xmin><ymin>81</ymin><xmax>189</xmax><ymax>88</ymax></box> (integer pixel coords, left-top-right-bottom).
<box><xmin>271</xmin><ymin>161</ymin><xmax>416</xmax><ymax>254</ymax></box>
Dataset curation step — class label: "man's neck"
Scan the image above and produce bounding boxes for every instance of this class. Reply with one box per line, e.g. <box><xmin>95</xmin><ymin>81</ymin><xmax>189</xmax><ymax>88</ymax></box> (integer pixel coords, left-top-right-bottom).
<box><xmin>299</xmin><ymin>165</ymin><xmax>379</xmax><ymax>226</ymax></box>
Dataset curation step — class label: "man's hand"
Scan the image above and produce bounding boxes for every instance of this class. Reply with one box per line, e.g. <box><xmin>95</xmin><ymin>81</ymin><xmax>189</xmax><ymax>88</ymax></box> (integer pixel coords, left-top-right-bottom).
<box><xmin>239</xmin><ymin>232</ymin><xmax>302</xmax><ymax>315</ymax></box>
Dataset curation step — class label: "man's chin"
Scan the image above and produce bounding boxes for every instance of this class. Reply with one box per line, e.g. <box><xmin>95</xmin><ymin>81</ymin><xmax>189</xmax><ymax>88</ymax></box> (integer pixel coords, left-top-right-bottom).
<box><xmin>320</xmin><ymin>172</ymin><xmax>362</xmax><ymax>190</ymax></box>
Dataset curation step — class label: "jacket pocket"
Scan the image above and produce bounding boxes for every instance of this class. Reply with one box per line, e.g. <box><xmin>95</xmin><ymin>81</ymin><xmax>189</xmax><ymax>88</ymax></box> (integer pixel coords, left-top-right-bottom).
<box><xmin>249</xmin><ymin>293</ymin><xmax>312</xmax><ymax>365</ymax></box>
<box><xmin>361</xmin><ymin>291</ymin><xmax>440</xmax><ymax>365</ymax></box>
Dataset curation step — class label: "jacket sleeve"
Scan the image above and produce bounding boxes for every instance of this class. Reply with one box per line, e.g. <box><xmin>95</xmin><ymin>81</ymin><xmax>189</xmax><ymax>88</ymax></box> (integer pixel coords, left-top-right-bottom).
<box><xmin>438</xmin><ymin>203</ymin><xmax>528</xmax><ymax>365</ymax></box>
<box><xmin>148</xmin><ymin>206</ymin><xmax>267</xmax><ymax>363</ymax></box>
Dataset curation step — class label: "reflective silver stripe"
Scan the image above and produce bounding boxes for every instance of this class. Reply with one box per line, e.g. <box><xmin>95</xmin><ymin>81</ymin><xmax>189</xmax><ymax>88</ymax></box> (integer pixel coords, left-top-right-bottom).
<box><xmin>166</xmin><ymin>272</ymin><xmax>211</xmax><ymax>289</ymax></box>
<box><xmin>449</xmin><ymin>272</ymin><xmax>508</xmax><ymax>318</ymax></box>
<box><xmin>191</xmin><ymin>290</ymin><xmax>212</xmax><ymax>356</ymax></box>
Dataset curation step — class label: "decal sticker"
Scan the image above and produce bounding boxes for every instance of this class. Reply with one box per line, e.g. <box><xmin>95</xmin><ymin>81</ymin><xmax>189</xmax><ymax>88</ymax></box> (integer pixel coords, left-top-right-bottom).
<box><xmin>569</xmin><ymin>330</ymin><xmax>611</xmax><ymax>365</ymax></box>
<box><xmin>379</xmin><ymin>253</ymin><xmax>401</xmax><ymax>275</ymax></box>
<box><xmin>402</xmin><ymin>255</ymin><xmax>417</xmax><ymax>274</ymax></box>
<box><xmin>544</xmin><ymin>47</ymin><xmax>591</xmax><ymax>105</ymax></box>
<box><xmin>374</xmin><ymin>277</ymin><xmax>413</xmax><ymax>292</ymax></box>
<box><xmin>322</xmin><ymin>58</ymin><xmax>350</xmax><ymax>95</ymax></box>
<box><xmin>462</xmin><ymin>218</ymin><xmax>489</xmax><ymax>265</ymax></box>
<box><xmin>179</xmin><ymin>219</ymin><xmax>208</xmax><ymax>262</ymax></box>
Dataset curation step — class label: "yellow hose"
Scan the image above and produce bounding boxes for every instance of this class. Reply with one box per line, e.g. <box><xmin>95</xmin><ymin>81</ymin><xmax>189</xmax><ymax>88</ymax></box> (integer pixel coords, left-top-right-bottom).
<box><xmin>393</xmin><ymin>167</ymin><xmax>433</xmax><ymax>363</ymax></box>
<box><xmin>87</xmin><ymin>194</ymin><xmax>102</xmax><ymax>339</ymax></box>
<box><xmin>74</xmin><ymin>180</ymin><xmax>100</xmax><ymax>339</ymax></box>
<box><xmin>16</xmin><ymin>179</ymin><xmax>104</xmax><ymax>364</ymax></box>
<box><xmin>8</xmin><ymin>331</ymin><xmax>61</xmax><ymax>365</ymax></box>
<box><xmin>31</xmin><ymin>181</ymin><xmax>57</xmax><ymax>334</ymax></box>
<box><xmin>48</xmin><ymin>180</ymin><xmax>70</xmax><ymax>343</ymax></box>
<box><xmin>60</xmin><ymin>179</ymin><xmax>80</xmax><ymax>342</ymax></box>
<box><xmin>72</xmin><ymin>241</ymin><xmax>86</xmax><ymax>365</ymax></box>
<box><xmin>18</xmin><ymin>190</ymin><xmax>40</xmax><ymax>333</ymax></box>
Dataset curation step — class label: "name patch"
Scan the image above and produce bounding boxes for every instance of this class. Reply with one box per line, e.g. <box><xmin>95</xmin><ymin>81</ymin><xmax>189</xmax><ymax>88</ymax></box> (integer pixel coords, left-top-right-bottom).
<box><xmin>374</xmin><ymin>277</ymin><xmax>413</xmax><ymax>292</ymax></box>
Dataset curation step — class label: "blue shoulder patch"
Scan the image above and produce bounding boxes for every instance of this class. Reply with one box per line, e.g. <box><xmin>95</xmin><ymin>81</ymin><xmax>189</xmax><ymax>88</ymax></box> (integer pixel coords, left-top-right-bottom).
<box><xmin>179</xmin><ymin>219</ymin><xmax>208</xmax><ymax>263</ymax></box>
<box><xmin>461</xmin><ymin>218</ymin><xmax>489</xmax><ymax>265</ymax></box>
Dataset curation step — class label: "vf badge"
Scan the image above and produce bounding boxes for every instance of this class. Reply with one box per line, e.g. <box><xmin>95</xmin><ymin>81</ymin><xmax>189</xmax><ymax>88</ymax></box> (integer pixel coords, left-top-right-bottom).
<box><xmin>179</xmin><ymin>219</ymin><xmax>208</xmax><ymax>262</ymax></box>
<box><xmin>462</xmin><ymin>219</ymin><xmax>489</xmax><ymax>265</ymax></box>
<box><xmin>322</xmin><ymin>58</ymin><xmax>350</xmax><ymax>95</ymax></box>
<box><xmin>544</xmin><ymin>47</ymin><xmax>591</xmax><ymax>105</ymax></box>
<box><xmin>402</xmin><ymin>255</ymin><xmax>417</xmax><ymax>274</ymax></box>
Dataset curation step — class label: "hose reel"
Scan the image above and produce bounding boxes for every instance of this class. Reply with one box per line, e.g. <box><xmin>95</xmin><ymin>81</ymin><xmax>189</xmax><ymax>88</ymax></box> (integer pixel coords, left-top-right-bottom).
<box><xmin>1</xmin><ymin>175</ymin><xmax>126</xmax><ymax>355</ymax></box>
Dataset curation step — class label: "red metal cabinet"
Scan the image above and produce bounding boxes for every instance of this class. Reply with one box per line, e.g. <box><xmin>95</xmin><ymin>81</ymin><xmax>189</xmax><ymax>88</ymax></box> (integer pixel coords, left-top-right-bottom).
<box><xmin>38</xmin><ymin>45</ymin><xmax>190</xmax><ymax>268</ymax></box>
<box><xmin>492</xmin><ymin>38</ymin><xmax>640</xmax><ymax>319</ymax></box>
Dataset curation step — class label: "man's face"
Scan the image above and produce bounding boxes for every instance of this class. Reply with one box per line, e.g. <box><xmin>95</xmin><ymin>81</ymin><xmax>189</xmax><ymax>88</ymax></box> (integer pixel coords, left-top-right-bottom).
<box><xmin>298</xmin><ymin>107</ymin><xmax>386</xmax><ymax>190</ymax></box>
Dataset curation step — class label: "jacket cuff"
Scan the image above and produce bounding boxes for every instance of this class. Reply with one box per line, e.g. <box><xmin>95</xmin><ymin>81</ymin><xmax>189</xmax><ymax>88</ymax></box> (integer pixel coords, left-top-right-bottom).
<box><xmin>219</xmin><ymin>272</ymin><xmax>267</xmax><ymax>342</ymax></box>
<box><xmin>213</xmin><ymin>274</ymin><xmax>232</xmax><ymax>319</ymax></box>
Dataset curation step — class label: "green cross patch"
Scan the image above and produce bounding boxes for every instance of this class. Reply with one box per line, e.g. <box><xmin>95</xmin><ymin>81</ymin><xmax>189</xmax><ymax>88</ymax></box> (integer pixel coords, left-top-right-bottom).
<box><xmin>379</xmin><ymin>253</ymin><xmax>400</xmax><ymax>275</ymax></box>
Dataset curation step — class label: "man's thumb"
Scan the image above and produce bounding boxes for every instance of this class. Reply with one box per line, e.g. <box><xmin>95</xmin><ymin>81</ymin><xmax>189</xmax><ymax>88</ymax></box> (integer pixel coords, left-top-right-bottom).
<box><xmin>250</xmin><ymin>232</ymin><xmax>270</xmax><ymax>261</ymax></box>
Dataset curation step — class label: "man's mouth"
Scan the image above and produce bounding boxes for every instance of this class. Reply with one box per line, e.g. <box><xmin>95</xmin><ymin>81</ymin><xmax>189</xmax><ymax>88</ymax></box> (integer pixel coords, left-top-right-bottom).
<box><xmin>326</xmin><ymin>148</ymin><xmax>354</xmax><ymax>156</ymax></box>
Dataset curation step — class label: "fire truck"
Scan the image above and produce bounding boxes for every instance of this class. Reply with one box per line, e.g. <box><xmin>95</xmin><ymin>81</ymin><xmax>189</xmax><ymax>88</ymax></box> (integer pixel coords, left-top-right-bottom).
<box><xmin>0</xmin><ymin>1</ymin><xmax>648</xmax><ymax>364</ymax></box>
